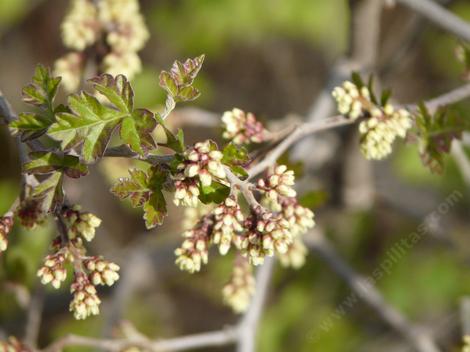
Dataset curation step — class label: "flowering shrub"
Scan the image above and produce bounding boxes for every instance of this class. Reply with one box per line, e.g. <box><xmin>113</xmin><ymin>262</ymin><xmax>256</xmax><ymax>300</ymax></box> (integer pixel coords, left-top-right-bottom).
<box><xmin>1</xmin><ymin>0</ymin><xmax>470</xmax><ymax>331</ymax></box>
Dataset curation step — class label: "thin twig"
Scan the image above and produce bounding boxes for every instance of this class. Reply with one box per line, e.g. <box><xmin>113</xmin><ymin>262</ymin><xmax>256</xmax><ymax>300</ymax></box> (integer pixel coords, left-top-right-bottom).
<box><xmin>248</xmin><ymin>83</ymin><xmax>470</xmax><ymax>179</ymax></box>
<box><xmin>397</xmin><ymin>0</ymin><xmax>470</xmax><ymax>42</ymax></box>
<box><xmin>42</xmin><ymin>327</ymin><xmax>239</xmax><ymax>352</ymax></box>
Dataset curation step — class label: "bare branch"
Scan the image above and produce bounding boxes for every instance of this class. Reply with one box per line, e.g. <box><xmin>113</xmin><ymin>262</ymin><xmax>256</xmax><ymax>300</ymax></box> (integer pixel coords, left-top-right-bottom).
<box><xmin>397</xmin><ymin>0</ymin><xmax>470</xmax><ymax>42</ymax></box>
<box><xmin>42</xmin><ymin>327</ymin><xmax>239</xmax><ymax>352</ymax></box>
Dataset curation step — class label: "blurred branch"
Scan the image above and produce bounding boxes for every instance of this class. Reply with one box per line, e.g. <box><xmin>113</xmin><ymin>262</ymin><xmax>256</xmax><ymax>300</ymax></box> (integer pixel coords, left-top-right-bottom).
<box><xmin>460</xmin><ymin>297</ymin><xmax>470</xmax><ymax>336</ymax></box>
<box><xmin>237</xmin><ymin>257</ymin><xmax>274</xmax><ymax>352</ymax></box>
<box><xmin>24</xmin><ymin>286</ymin><xmax>45</xmax><ymax>348</ymax></box>
<box><xmin>305</xmin><ymin>230</ymin><xmax>441</xmax><ymax>352</ymax></box>
<box><xmin>451</xmin><ymin>141</ymin><xmax>470</xmax><ymax>188</ymax></box>
<box><xmin>396</xmin><ymin>0</ymin><xmax>470</xmax><ymax>42</ymax></box>
<box><xmin>42</xmin><ymin>328</ymin><xmax>239</xmax><ymax>352</ymax></box>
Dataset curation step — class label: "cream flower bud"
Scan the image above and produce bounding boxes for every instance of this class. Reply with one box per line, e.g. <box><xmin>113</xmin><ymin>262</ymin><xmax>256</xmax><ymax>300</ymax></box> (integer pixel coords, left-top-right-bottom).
<box><xmin>222</xmin><ymin>258</ymin><xmax>255</xmax><ymax>313</ymax></box>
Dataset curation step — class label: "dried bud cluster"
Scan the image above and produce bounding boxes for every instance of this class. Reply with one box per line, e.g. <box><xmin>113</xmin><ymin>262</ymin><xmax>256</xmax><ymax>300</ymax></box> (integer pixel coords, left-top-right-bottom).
<box><xmin>212</xmin><ymin>197</ymin><xmax>244</xmax><ymax>255</ymax></box>
<box><xmin>173</xmin><ymin>140</ymin><xmax>226</xmax><ymax>207</ymax></box>
<box><xmin>358</xmin><ymin>105</ymin><xmax>412</xmax><ymax>160</ymax></box>
<box><xmin>37</xmin><ymin>251</ymin><xmax>68</xmax><ymax>289</ymax></box>
<box><xmin>0</xmin><ymin>216</ymin><xmax>13</xmax><ymax>252</ymax></box>
<box><xmin>84</xmin><ymin>257</ymin><xmax>120</xmax><ymax>286</ymax></box>
<box><xmin>222</xmin><ymin>258</ymin><xmax>255</xmax><ymax>313</ymax></box>
<box><xmin>0</xmin><ymin>337</ymin><xmax>30</xmax><ymax>352</ymax></box>
<box><xmin>235</xmin><ymin>209</ymin><xmax>292</xmax><ymax>266</ymax></box>
<box><xmin>221</xmin><ymin>108</ymin><xmax>267</xmax><ymax>145</ymax></box>
<box><xmin>257</xmin><ymin>165</ymin><xmax>296</xmax><ymax>210</ymax></box>
<box><xmin>62</xmin><ymin>205</ymin><xmax>102</xmax><ymax>242</ymax></box>
<box><xmin>175</xmin><ymin>216</ymin><xmax>212</xmax><ymax>273</ymax></box>
<box><xmin>57</xmin><ymin>0</ymin><xmax>149</xmax><ymax>92</ymax></box>
<box><xmin>332</xmin><ymin>81</ymin><xmax>412</xmax><ymax>159</ymax></box>
<box><xmin>16</xmin><ymin>199</ymin><xmax>45</xmax><ymax>229</ymax></box>
<box><xmin>70</xmin><ymin>272</ymin><xmax>101</xmax><ymax>320</ymax></box>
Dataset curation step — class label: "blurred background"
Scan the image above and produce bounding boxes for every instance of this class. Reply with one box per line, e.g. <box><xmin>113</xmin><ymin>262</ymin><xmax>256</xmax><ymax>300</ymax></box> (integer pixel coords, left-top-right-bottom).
<box><xmin>1</xmin><ymin>0</ymin><xmax>470</xmax><ymax>351</ymax></box>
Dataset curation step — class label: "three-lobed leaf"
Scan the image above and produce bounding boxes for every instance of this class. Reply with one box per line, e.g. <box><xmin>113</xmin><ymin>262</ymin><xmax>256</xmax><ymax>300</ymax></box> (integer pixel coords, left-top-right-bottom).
<box><xmin>159</xmin><ymin>55</ymin><xmax>204</xmax><ymax>103</ymax></box>
<box><xmin>415</xmin><ymin>104</ymin><xmax>467</xmax><ymax>174</ymax></box>
<box><xmin>48</xmin><ymin>74</ymin><xmax>157</xmax><ymax>162</ymax></box>
<box><xmin>24</xmin><ymin>151</ymin><xmax>88</xmax><ymax>178</ymax></box>
<box><xmin>111</xmin><ymin>166</ymin><xmax>168</xmax><ymax>229</ymax></box>
<box><xmin>10</xmin><ymin>65</ymin><xmax>63</xmax><ymax>141</ymax></box>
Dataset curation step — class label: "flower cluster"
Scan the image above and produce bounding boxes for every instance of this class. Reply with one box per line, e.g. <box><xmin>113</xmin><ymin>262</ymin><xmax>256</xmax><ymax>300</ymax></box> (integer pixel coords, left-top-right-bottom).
<box><xmin>257</xmin><ymin>165</ymin><xmax>296</xmax><ymax>210</ymax></box>
<box><xmin>69</xmin><ymin>272</ymin><xmax>101</xmax><ymax>320</ymax></box>
<box><xmin>56</xmin><ymin>0</ymin><xmax>149</xmax><ymax>92</ymax></box>
<box><xmin>37</xmin><ymin>251</ymin><xmax>68</xmax><ymax>289</ymax></box>
<box><xmin>278</xmin><ymin>238</ymin><xmax>308</xmax><ymax>269</ymax></box>
<box><xmin>332</xmin><ymin>81</ymin><xmax>412</xmax><ymax>159</ymax></box>
<box><xmin>212</xmin><ymin>197</ymin><xmax>244</xmax><ymax>255</ymax></box>
<box><xmin>0</xmin><ymin>215</ymin><xmax>13</xmax><ymax>252</ymax></box>
<box><xmin>173</xmin><ymin>140</ymin><xmax>227</xmax><ymax>207</ymax></box>
<box><xmin>221</xmin><ymin>108</ymin><xmax>267</xmax><ymax>145</ymax></box>
<box><xmin>463</xmin><ymin>335</ymin><xmax>470</xmax><ymax>352</ymax></box>
<box><xmin>358</xmin><ymin>105</ymin><xmax>412</xmax><ymax>160</ymax></box>
<box><xmin>332</xmin><ymin>81</ymin><xmax>371</xmax><ymax>120</ymax></box>
<box><xmin>62</xmin><ymin>205</ymin><xmax>102</xmax><ymax>242</ymax></box>
<box><xmin>222</xmin><ymin>257</ymin><xmax>255</xmax><ymax>313</ymax></box>
<box><xmin>182</xmin><ymin>204</ymin><xmax>213</xmax><ymax>230</ymax></box>
<box><xmin>173</xmin><ymin>178</ymin><xmax>200</xmax><ymax>208</ymax></box>
<box><xmin>175</xmin><ymin>216</ymin><xmax>212</xmax><ymax>273</ymax></box>
<box><xmin>279</xmin><ymin>197</ymin><xmax>315</xmax><ymax>237</ymax></box>
<box><xmin>98</xmin><ymin>0</ymin><xmax>148</xmax><ymax>77</ymax></box>
<box><xmin>34</xmin><ymin>204</ymin><xmax>119</xmax><ymax>320</ymax></box>
<box><xmin>235</xmin><ymin>208</ymin><xmax>292</xmax><ymax>266</ymax></box>
<box><xmin>84</xmin><ymin>256</ymin><xmax>120</xmax><ymax>286</ymax></box>
<box><xmin>61</xmin><ymin>0</ymin><xmax>99</xmax><ymax>51</ymax></box>
<box><xmin>54</xmin><ymin>52</ymin><xmax>83</xmax><ymax>92</ymax></box>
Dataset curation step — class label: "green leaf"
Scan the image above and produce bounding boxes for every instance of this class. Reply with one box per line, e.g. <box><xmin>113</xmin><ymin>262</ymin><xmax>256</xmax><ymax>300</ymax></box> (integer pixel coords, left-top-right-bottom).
<box><xmin>415</xmin><ymin>104</ymin><xmax>467</xmax><ymax>174</ymax></box>
<box><xmin>155</xmin><ymin>114</ymin><xmax>185</xmax><ymax>153</ymax></box>
<box><xmin>222</xmin><ymin>143</ymin><xmax>249</xmax><ymax>165</ymax></box>
<box><xmin>381</xmin><ymin>89</ymin><xmax>392</xmax><ymax>107</ymax></box>
<box><xmin>31</xmin><ymin>171</ymin><xmax>64</xmax><ymax>213</ymax></box>
<box><xmin>24</xmin><ymin>151</ymin><xmax>88</xmax><ymax>178</ymax></box>
<box><xmin>48</xmin><ymin>74</ymin><xmax>157</xmax><ymax>162</ymax></box>
<box><xmin>198</xmin><ymin>181</ymin><xmax>230</xmax><ymax>204</ymax></box>
<box><xmin>351</xmin><ymin>71</ymin><xmax>364</xmax><ymax>89</ymax></box>
<box><xmin>159</xmin><ymin>55</ymin><xmax>204</xmax><ymax>103</ymax></box>
<box><xmin>221</xmin><ymin>143</ymin><xmax>249</xmax><ymax>179</ymax></box>
<box><xmin>111</xmin><ymin>166</ymin><xmax>168</xmax><ymax>229</ymax></box>
<box><xmin>143</xmin><ymin>192</ymin><xmax>167</xmax><ymax>229</ymax></box>
<box><xmin>10</xmin><ymin>65</ymin><xmax>62</xmax><ymax>141</ymax></box>
<box><xmin>91</xmin><ymin>74</ymin><xmax>157</xmax><ymax>155</ymax></box>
